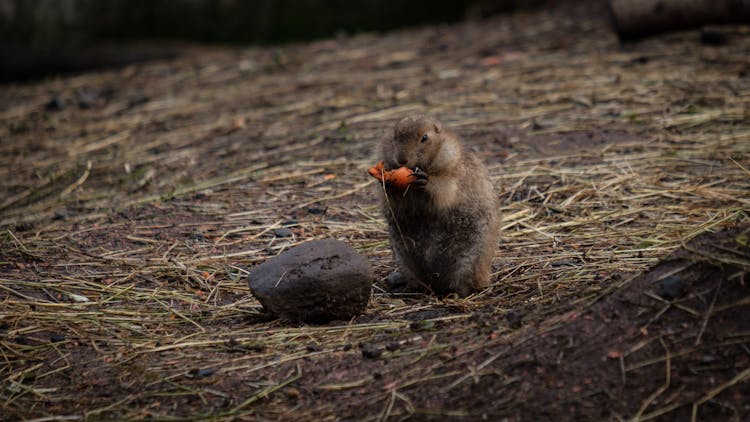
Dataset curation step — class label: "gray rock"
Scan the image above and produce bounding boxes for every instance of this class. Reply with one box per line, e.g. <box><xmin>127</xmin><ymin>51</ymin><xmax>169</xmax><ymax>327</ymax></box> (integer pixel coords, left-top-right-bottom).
<box><xmin>248</xmin><ymin>239</ymin><xmax>373</xmax><ymax>323</ymax></box>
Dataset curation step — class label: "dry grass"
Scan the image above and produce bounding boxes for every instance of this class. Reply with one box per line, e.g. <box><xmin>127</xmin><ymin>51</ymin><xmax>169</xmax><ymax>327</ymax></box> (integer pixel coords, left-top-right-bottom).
<box><xmin>1</xmin><ymin>3</ymin><xmax>749</xmax><ymax>420</ymax></box>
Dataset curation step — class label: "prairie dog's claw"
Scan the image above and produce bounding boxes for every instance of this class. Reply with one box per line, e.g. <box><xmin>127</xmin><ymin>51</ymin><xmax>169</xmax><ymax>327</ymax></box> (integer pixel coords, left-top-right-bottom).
<box><xmin>412</xmin><ymin>167</ymin><xmax>428</xmax><ymax>179</ymax></box>
<box><xmin>410</xmin><ymin>167</ymin><xmax>428</xmax><ymax>190</ymax></box>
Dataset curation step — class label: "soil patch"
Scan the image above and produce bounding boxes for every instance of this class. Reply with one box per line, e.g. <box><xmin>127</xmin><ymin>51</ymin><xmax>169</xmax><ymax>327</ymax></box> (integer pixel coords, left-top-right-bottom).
<box><xmin>443</xmin><ymin>225</ymin><xmax>750</xmax><ymax>420</ymax></box>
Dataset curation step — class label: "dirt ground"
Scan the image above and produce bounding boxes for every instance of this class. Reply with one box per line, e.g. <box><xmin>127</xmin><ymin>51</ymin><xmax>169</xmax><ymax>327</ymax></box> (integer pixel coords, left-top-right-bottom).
<box><xmin>1</xmin><ymin>2</ymin><xmax>749</xmax><ymax>421</ymax></box>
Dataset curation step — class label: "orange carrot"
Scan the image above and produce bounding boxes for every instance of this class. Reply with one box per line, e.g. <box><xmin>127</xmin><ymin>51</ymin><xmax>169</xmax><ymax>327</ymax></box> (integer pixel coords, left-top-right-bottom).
<box><xmin>368</xmin><ymin>161</ymin><xmax>415</xmax><ymax>190</ymax></box>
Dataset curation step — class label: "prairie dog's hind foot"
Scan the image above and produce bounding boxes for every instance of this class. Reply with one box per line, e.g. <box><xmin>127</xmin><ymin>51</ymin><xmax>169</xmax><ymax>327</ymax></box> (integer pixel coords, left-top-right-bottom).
<box><xmin>383</xmin><ymin>271</ymin><xmax>435</xmax><ymax>295</ymax></box>
<box><xmin>384</xmin><ymin>271</ymin><xmax>408</xmax><ymax>292</ymax></box>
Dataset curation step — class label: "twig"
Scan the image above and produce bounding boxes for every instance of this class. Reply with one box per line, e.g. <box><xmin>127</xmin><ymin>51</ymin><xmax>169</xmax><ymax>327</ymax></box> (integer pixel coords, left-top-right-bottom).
<box><xmin>690</xmin><ymin>367</ymin><xmax>750</xmax><ymax>422</ymax></box>
<box><xmin>59</xmin><ymin>161</ymin><xmax>92</xmax><ymax>198</ymax></box>
<box><xmin>231</xmin><ymin>364</ymin><xmax>302</xmax><ymax>412</ymax></box>
<box><xmin>629</xmin><ymin>338</ymin><xmax>671</xmax><ymax>422</ymax></box>
<box><xmin>695</xmin><ymin>277</ymin><xmax>722</xmax><ymax>346</ymax></box>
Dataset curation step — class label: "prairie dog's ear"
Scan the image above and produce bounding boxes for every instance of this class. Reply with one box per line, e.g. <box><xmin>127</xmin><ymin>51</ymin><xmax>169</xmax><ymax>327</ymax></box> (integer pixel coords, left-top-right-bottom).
<box><xmin>433</xmin><ymin>122</ymin><xmax>441</xmax><ymax>133</ymax></box>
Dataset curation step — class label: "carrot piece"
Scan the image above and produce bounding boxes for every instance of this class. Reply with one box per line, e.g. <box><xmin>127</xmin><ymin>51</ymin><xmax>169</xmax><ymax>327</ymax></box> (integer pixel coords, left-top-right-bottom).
<box><xmin>385</xmin><ymin>167</ymin><xmax>416</xmax><ymax>189</ymax></box>
<box><xmin>367</xmin><ymin>161</ymin><xmax>385</xmax><ymax>179</ymax></box>
<box><xmin>368</xmin><ymin>161</ymin><xmax>415</xmax><ymax>190</ymax></box>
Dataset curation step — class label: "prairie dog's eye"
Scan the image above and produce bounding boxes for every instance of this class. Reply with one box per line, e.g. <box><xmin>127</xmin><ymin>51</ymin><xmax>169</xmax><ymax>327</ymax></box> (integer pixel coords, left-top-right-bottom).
<box><xmin>420</xmin><ymin>133</ymin><xmax>429</xmax><ymax>143</ymax></box>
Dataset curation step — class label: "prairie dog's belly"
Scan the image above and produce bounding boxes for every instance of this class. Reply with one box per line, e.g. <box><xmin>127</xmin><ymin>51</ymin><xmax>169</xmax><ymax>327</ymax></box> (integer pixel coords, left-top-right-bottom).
<box><xmin>399</xmin><ymin>220</ymin><xmax>444</xmax><ymax>272</ymax></box>
<box><xmin>395</xmin><ymin>209</ymin><xmax>478</xmax><ymax>278</ymax></box>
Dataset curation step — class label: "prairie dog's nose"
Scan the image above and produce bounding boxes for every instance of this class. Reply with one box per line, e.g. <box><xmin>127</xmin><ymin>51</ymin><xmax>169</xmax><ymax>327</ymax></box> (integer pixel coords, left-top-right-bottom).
<box><xmin>396</xmin><ymin>154</ymin><xmax>409</xmax><ymax>166</ymax></box>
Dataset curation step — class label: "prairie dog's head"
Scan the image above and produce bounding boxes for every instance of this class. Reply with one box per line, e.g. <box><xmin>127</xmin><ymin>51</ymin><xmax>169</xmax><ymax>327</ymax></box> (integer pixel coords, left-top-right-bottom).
<box><xmin>382</xmin><ymin>115</ymin><xmax>461</xmax><ymax>173</ymax></box>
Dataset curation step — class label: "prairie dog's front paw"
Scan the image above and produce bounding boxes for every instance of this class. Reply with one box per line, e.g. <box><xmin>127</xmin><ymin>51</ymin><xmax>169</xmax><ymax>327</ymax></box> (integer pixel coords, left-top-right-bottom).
<box><xmin>410</xmin><ymin>167</ymin><xmax>428</xmax><ymax>190</ymax></box>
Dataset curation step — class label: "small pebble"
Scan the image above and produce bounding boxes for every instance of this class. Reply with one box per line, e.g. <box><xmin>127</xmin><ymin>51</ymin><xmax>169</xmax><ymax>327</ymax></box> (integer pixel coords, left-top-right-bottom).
<box><xmin>307</xmin><ymin>206</ymin><xmax>327</xmax><ymax>215</ymax></box>
<box><xmin>506</xmin><ymin>310</ymin><xmax>523</xmax><ymax>329</ymax></box>
<box><xmin>656</xmin><ymin>275</ymin><xmax>685</xmax><ymax>300</ymax></box>
<box><xmin>701</xmin><ymin>355</ymin><xmax>718</xmax><ymax>363</ymax></box>
<box><xmin>361</xmin><ymin>343</ymin><xmax>382</xmax><ymax>359</ymax></box>
<box><xmin>77</xmin><ymin>90</ymin><xmax>96</xmax><ymax>109</ymax></box>
<box><xmin>45</xmin><ymin>96</ymin><xmax>65</xmax><ymax>111</ymax></box>
<box><xmin>53</xmin><ymin>209</ymin><xmax>71</xmax><ymax>221</ymax></box>
<box><xmin>188</xmin><ymin>230</ymin><xmax>206</xmax><ymax>241</ymax></box>
<box><xmin>191</xmin><ymin>368</ymin><xmax>216</xmax><ymax>378</ymax></box>
<box><xmin>273</xmin><ymin>227</ymin><xmax>293</xmax><ymax>237</ymax></box>
<box><xmin>50</xmin><ymin>333</ymin><xmax>66</xmax><ymax>343</ymax></box>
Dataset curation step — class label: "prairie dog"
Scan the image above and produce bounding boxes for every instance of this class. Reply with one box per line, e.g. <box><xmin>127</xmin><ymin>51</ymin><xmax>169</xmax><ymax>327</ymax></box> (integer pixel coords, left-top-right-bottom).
<box><xmin>377</xmin><ymin>115</ymin><xmax>499</xmax><ymax>297</ymax></box>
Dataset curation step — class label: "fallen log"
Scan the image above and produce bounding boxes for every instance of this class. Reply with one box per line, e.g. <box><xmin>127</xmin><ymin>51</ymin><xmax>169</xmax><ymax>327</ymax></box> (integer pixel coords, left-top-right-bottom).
<box><xmin>609</xmin><ymin>0</ymin><xmax>750</xmax><ymax>40</ymax></box>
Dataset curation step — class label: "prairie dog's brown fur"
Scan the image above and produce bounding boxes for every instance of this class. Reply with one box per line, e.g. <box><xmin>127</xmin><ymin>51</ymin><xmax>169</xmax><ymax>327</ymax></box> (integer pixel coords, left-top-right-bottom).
<box><xmin>377</xmin><ymin>115</ymin><xmax>499</xmax><ymax>297</ymax></box>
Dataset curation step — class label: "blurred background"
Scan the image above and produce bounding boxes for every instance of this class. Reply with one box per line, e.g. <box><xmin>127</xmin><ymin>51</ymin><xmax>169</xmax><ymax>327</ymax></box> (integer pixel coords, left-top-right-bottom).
<box><xmin>0</xmin><ymin>0</ymin><xmax>560</xmax><ymax>82</ymax></box>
